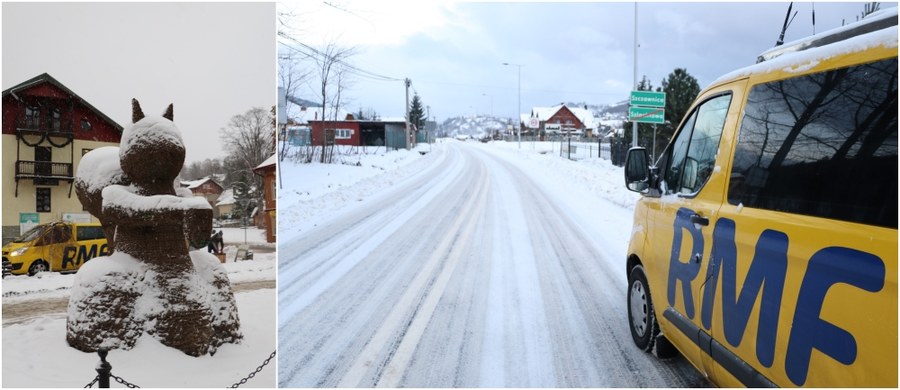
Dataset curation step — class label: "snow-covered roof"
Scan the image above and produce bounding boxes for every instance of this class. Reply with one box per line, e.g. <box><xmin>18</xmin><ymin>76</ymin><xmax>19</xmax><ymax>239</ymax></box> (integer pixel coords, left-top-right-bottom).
<box><xmin>255</xmin><ymin>154</ymin><xmax>276</xmax><ymax>170</ymax></box>
<box><xmin>216</xmin><ymin>188</ymin><xmax>235</xmax><ymax>206</ymax></box>
<box><xmin>529</xmin><ymin>104</ymin><xmax>598</xmax><ymax>129</ymax></box>
<box><xmin>711</xmin><ymin>8</ymin><xmax>898</xmax><ymax>88</ymax></box>
<box><xmin>181</xmin><ymin>176</ymin><xmax>218</xmax><ymax>190</ymax></box>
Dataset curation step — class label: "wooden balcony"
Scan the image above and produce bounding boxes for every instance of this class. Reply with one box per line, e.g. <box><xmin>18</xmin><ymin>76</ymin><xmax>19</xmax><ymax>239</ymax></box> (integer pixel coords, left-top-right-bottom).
<box><xmin>15</xmin><ymin>160</ymin><xmax>74</xmax><ymax>182</ymax></box>
<box><xmin>13</xmin><ymin>116</ymin><xmax>74</xmax><ymax>142</ymax></box>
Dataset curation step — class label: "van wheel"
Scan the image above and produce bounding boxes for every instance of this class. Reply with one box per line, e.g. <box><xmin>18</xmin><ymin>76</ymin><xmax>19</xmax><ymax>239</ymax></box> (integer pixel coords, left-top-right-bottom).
<box><xmin>628</xmin><ymin>264</ymin><xmax>659</xmax><ymax>352</ymax></box>
<box><xmin>28</xmin><ymin>260</ymin><xmax>49</xmax><ymax>276</ymax></box>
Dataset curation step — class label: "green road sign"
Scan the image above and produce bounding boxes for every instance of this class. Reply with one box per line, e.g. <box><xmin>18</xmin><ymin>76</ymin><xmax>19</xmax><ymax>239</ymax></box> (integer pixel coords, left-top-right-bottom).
<box><xmin>629</xmin><ymin>106</ymin><xmax>665</xmax><ymax>124</ymax></box>
<box><xmin>630</xmin><ymin>90</ymin><xmax>666</xmax><ymax>108</ymax></box>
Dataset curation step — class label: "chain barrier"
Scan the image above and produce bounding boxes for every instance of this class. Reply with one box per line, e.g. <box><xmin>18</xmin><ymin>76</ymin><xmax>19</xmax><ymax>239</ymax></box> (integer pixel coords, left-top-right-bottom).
<box><xmin>229</xmin><ymin>350</ymin><xmax>276</xmax><ymax>388</ymax></box>
<box><xmin>111</xmin><ymin>373</ymin><xmax>140</xmax><ymax>388</ymax></box>
<box><xmin>84</xmin><ymin>375</ymin><xmax>100</xmax><ymax>388</ymax></box>
<box><xmin>85</xmin><ymin>348</ymin><xmax>275</xmax><ymax>388</ymax></box>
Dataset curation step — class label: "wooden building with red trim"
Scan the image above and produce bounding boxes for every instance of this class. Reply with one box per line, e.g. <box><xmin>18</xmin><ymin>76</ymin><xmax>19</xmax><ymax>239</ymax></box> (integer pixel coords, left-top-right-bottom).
<box><xmin>2</xmin><ymin>73</ymin><xmax>123</xmax><ymax>243</ymax></box>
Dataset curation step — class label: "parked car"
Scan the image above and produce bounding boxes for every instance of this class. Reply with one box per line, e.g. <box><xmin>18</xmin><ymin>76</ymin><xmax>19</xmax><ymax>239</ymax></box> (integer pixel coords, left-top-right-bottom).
<box><xmin>622</xmin><ymin>9</ymin><xmax>897</xmax><ymax>387</ymax></box>
<box><xmin>2</xmin><ymin>221</ymin><xmax>109</xmax><ymax>276</ymax></box>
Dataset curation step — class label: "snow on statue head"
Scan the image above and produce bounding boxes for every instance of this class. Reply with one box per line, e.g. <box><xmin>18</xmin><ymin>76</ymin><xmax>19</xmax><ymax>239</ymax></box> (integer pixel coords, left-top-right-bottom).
<box><xmin>68</xmin><ymin>99</ymin><xmax>241</xmax><ymax>357</ymax></box>
<box><xmin>120</xmin><ymin>99</ymin><xmax>184</xmax><ymax>193</ymax></box>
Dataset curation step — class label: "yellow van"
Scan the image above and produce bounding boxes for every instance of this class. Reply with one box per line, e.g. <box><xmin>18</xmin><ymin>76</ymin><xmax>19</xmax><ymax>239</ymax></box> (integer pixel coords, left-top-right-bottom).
<box><xmin>622</xmin><ymin>9</ymin><xmax>897</xmax><ymax>388</ymax></box>
<box><xmin>2</xmin><ymin>221</ymin><xmax>110</xmax><ymax>276</ymax></box>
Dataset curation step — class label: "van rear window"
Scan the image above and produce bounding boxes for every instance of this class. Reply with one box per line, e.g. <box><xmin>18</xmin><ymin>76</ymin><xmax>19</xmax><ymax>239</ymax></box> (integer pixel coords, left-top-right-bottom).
<box><xmin>76</xmin><ymin>226</ymin><xmax>106</xmax><ymax>241</ymax></box>
<box><xmin>728</xmin><ymin>58</ymin><xmax>898</xmax><ymax>229</ymax></box>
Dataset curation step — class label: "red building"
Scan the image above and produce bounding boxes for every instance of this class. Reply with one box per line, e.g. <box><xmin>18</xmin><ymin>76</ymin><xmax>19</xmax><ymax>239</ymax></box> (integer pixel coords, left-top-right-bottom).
<box><xmin>180</xmin><ymin>177</ymin><xmax>224</xmax><ymax>217</ymax></box>
<box><xmin>308</xmin><ymin>119</ymin><xmax>410</xmax><ymax>149</ymax></box>
<box><xmin>2</xmin><ymin>73</ymin><xmax>123</xmax><ymax>243</ymax></box>
<box><xmin>252</xmin><ymin>155</ymin><xmax>276</xmax><ymax>243</ymax></box>
<box><xmin>528</xmin><ymin>104</ymin><xmax>598</xmax><ymax>137</ymax></box>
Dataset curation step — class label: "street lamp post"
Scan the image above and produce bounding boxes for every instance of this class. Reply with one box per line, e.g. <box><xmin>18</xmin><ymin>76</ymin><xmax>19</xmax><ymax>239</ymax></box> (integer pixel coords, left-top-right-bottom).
<box><xmin>482</xmin><ymin>93</ymin><xmax>493</xmax><ymax>117</ymax></box>
<box><xmin>502</xmin><ymin>62</ymin><xmax>522</xmax><ymax>149</ymax></box>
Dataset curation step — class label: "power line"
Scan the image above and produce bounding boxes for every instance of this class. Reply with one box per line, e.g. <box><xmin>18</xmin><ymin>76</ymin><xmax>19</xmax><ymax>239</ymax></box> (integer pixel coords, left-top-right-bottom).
<box><xmin>277</xmin><ymin>33</ymin><xmax>402</xmax><ymax>82</ymax></box>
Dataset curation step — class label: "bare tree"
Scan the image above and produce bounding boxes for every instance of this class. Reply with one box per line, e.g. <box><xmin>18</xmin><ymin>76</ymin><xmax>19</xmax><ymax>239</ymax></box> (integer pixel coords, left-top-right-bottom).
<box><xmin>311</xmin><ymin>42</ymin><xmax>357</xmax><ymax>162</ymax></box>
<box><xmin>279</xmin><ymin>49</ymin><xmax>311</xmax><ymax>160</ymax></box>
<box><xmin>220</xmin><ymin>107</ymin><xmax>275</xmax><ymax>213</ymax></box>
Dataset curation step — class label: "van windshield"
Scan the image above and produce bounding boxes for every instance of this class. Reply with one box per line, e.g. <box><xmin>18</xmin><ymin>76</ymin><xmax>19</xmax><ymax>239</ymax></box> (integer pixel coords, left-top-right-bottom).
<box><xmin>13</xmin><ymin>225</ymin><xmax>48</xmax><ymax>243</ymax></box>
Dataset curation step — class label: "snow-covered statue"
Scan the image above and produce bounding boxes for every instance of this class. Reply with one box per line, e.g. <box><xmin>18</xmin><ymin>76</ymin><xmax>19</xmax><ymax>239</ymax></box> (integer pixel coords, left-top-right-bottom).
<box><xmin>67</xmin><ymin>99</ymin><xmax>241</xmax><ymax>356</ymax></box>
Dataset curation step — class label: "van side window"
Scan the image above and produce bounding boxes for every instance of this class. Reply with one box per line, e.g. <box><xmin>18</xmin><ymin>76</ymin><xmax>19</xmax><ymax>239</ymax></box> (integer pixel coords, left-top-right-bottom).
<box><xmin>663</xmin><ymin>93</ymin><xmax>732</xmax><ymax>195</ymax></box>
<box><xmin>76</xmin><ymin>226</ymin><xmax>106</xmax><ymax>241</ymax></box>
<box><xmin>728</xmin><ymin>58</ymin><xmax>897</xmax><ymax>229</ymax></box>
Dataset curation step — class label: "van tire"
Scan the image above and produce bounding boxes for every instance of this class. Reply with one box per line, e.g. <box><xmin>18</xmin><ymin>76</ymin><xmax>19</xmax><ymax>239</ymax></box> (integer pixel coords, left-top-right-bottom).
<box><xmin>628</xmin><ymin>264</ymin><xmax>659</xmax><ymax>352</ymax></box>
<box><xmin>28</xmin><ymin>260</ymin><xmax>49</xmax><ymax>276</ymax></box>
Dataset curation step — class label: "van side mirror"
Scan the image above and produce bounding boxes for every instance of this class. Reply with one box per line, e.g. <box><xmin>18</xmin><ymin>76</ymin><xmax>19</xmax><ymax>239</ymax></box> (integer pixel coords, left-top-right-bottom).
<box><xmin>624</xmin><ymin>147</ymin><xmax>651</xmax><ymax>193</ymax></box>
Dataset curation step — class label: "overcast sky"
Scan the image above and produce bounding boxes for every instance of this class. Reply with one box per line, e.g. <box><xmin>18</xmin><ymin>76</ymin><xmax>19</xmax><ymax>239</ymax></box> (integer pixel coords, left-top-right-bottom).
<box><xmin>3</xmin><ymin>2</ymin><xmax>275</xmax><ymax>164</ymax></box>
<box><xmin>279</xmin><ymin>1</ymin><xmax>895</xmax><ymax>122</ymax></box>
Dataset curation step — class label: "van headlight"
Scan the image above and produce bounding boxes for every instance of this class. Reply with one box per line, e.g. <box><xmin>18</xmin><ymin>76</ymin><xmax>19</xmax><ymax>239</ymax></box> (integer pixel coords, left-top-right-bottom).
<box><xmin>9</xmin><ymin>247</ymin><xmax>28</xmax><ymax>257</ymax></box>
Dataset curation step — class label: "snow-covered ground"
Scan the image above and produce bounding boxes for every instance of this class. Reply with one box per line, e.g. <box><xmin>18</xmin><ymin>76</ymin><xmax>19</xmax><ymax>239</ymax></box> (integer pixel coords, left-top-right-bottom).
<box><xmin>219</xmin><ymin>226</ymin><xmax>268</xmax><ymax>246</ymax></box>
<box><xmin>2</xmin><ymin>251</ymin><xmax>275</xmax><ymax>387</ymax></box>
<box><xmin>277</xmin><ymin>139</ymin><xmax>705</xmax><ymax>387</ymax></box>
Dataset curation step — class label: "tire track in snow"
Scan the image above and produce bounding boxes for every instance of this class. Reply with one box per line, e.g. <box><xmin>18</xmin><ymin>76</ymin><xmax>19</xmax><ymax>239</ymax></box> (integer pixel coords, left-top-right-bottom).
<box><xmin>278</xmin><ymin>142</ymin><xmax>708</xmax><ymax>387</ymax></box>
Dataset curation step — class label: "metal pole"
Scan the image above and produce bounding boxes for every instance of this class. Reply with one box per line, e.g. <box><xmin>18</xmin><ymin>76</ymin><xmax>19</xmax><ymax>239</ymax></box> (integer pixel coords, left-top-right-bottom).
<box><xmin>405</xmin><ymin>78</ymin><xmax>411</xmax><ymax>150</ymax></box>
<box><xmin>517</xmin><ymin>65</ymin><xmax>521</xmax><ymax>149</ymax></box>
<box><xmin>632</xmin><ymin>2</ymin><xmax>639</xmax><ymax>148</ymax></box>
<box><xmin>96</xmin><ymin>348</ymin><xmax>111</xmax><ymax>388</ymax></box>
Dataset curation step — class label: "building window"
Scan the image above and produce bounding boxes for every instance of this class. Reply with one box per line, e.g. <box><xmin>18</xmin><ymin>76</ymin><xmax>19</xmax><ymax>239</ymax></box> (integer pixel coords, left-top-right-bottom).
<box><xmin>81</xmin><ymin>118</ymin><xmax>92</xmax><ymax>131</ymax></box>
<box><xmin>25</xmin><ymin>106</ymin><xmax>40</xmax><ymax>128</ymax></box>
<box><xmin>335</xmin><ymin>129</ymin><xmax>352</xmax><ymax>139</ymax></box>
<box><xmin>50</xmin><ymin>108</ymin><xmax>61</xmax><ymax>131</ymax></box>
<box><xmin>36</xmin><ymin>188</ymin><xmax>51</xmax><ymax>212</ymax></box>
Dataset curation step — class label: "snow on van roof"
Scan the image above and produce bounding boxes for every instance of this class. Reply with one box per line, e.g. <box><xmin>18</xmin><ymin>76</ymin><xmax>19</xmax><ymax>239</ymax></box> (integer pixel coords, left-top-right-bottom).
<box><xmin>710</xmin><ymin>9</ymin><xmax>897</xmax><ymax>88</ymax></box>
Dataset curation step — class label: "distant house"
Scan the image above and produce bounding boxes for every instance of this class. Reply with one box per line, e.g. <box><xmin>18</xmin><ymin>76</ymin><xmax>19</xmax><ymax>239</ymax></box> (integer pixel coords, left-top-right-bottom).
<box><xmin>527</xmin><ymin>104</ymin><xmax>598</xmax><ymax>138</ymax></box>
<box><xmin>308</xmin><ymin>119</ymin><xmax>410</xmax><ymax>150</ymax></box>
<box><xmin>180</xmin><ymin>176</ymin><xmax>224</xmax><ymax>216</ymax></box>
<box><xmin>2</xmin><ymin>73</ymin><xmax>123</xmax><ymax>244</ymax></box>
<box><xmin>252</xmin><ymin>154</ymin><xmax>276</xmax><ymax>243</ymax></box>
<box><xmin>215</xmin><ymin>188</ymin><xmax>235</xmax><ymax>219</ymax></box>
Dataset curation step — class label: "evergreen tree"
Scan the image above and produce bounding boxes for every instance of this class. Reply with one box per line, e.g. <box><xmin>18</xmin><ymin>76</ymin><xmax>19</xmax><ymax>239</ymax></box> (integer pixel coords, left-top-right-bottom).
<box><xmin>661</xmin><ymin>68</ymin><xmax>701</xmax><ymax>128</ymax></box>
<box><xmin>653</xmin><ymin>68</ymin><xmax>702</xmax><ymax>158</ymax></box>
<box><xmin>409</xmin><ymin>93</ymin><xmax>426</xmax><ymax>131</ymax></box>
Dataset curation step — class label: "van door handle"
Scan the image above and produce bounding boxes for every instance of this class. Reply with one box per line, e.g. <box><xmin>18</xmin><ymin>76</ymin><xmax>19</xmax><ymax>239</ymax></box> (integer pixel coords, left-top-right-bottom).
<box><xmin>690</xmin><ymin>214</ymin><xmax>709</xmax><ymax>226</ymax></box>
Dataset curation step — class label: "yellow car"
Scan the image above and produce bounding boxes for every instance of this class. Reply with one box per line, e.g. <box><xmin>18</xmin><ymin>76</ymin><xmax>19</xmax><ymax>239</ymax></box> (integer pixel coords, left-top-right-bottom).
<box><xmin>2</xmin><ymin>221</ymin><xmax>110</xmax><ymax>276</ymax></box>
<box><xmin>623</xmin><ymin>9</ymin><xmax>897</xmax><ymax>388</ymax></box>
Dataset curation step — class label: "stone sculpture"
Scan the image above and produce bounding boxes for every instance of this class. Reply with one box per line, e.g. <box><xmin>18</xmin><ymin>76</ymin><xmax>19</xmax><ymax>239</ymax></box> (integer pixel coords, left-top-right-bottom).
<box><xmin>67</xmin><ymin>99</ymin><xmax>241</xmax><ymax>356</ymax></box>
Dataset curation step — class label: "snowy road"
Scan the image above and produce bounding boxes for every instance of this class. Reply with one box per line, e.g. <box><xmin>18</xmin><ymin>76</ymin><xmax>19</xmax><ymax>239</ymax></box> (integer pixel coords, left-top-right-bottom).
<box><xmin>278</xmin><ymin>142</ymin><xmax>708</xmax><ymax>387</ymax></box>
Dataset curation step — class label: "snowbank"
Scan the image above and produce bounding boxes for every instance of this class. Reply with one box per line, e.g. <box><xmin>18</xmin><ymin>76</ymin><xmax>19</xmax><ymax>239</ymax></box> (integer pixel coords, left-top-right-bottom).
<box><xmin>278</xmin><ymin>143</ymin><xmax>437</xmax><ymax>243</ymax></box>
<box><xmin>3</xmin><ymin>289</ymin><xmax>275</xmax><ymax>388</ymax></box>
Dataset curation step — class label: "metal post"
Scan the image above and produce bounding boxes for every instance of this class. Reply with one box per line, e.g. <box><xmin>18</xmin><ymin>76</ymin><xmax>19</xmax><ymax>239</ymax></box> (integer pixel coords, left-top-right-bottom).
<box><xmin>632</xmin><ymin>2</ymin><xmax>639</xmax><ymax>148</ymax></box>
<box><xmin>405</xmin><ymin>78</ymin><xmax>411</xmax><ymax>150</ymax></box>
<box><xmin>517</xmin><ymin>65</ymin><xmax>521</xmax><ymax>149</ymax></box>
<box><xmin>96</xmin><ymin>348</ymin><xmax>111</xmax><ymax>388</ymax></box>
<box><xmin>502</xmin><ymin>62</ymin><xmax>522</xmax><ymax>149</ymax></box>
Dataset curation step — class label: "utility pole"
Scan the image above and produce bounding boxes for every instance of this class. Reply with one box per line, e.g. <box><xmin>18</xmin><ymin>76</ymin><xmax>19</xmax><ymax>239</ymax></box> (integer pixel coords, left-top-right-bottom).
<box><xmin>405</xmin><ymin>78</ymin><xmax>411</xmax><ymax>150</ymax></box>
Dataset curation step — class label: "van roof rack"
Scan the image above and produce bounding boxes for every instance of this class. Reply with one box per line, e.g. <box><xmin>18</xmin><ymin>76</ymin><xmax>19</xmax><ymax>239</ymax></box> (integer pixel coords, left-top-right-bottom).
<box><xmin>757</xmin><ymin>7</ymin><xmax>898</xmax><ymax>63</ymax></box>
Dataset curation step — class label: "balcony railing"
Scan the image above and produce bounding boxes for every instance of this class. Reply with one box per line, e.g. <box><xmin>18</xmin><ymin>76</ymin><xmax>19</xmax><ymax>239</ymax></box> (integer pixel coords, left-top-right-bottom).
<box><xmin>14</xmin><ymin>116</ymin><xmax>74</xmax><ymax>136</ymax></box>
<box><xmin>15</xmin><ymin>160</ymin><xmax>74</xmax><ymax>182</ymax></box>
